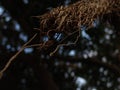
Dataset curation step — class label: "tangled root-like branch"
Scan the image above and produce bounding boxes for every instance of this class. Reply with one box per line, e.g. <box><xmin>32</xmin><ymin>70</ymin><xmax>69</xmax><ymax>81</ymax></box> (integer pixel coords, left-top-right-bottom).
<box><xmin>0</xmin><ymin>0</ymin><xmax>119</xmax><ymax>79</ymax></box>
<box><xmin>36</xmin><ymin>0</ymin><xmax>120</xmax><ymax>55</ymax></box>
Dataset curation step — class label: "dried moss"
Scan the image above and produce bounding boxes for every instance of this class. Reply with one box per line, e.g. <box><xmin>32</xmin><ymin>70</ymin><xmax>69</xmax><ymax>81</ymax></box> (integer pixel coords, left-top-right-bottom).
<box><xmin>36</xmin><ymin>0</ymin><xmax>120</xmax><ymax>54</ymax></box>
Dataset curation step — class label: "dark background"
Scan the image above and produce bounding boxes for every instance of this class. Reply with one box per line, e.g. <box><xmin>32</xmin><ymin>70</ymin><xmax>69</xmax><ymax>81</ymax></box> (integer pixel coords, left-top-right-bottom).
<box><xmin>0</xmin><ymin>0</ymin><xmax>120</xmax><ymax>90</ymax></box>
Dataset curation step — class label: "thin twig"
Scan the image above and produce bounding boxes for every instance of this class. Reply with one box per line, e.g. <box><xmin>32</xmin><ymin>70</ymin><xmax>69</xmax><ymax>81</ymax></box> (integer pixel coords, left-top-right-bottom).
<box><xmin>50</xmin><ymin>29</ymin><xmax>81</xmax><ymax>56</ymax></box>
<box><xmin>0</xmin><ymin>34</ymin><xmax>37</xmax><ymax>79</ymax></box>
<box><xmin>24</xmin><ymin>43</ymin><xmax>42</xmax><ymax>48</ymax></box>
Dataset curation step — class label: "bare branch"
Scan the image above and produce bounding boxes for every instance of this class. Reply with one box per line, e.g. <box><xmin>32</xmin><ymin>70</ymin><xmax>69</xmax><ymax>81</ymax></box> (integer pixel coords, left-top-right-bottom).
<box><xmin>0</xmin><ymin>34</ymin><xmax>37</xmax><ymax>79</ymax></box>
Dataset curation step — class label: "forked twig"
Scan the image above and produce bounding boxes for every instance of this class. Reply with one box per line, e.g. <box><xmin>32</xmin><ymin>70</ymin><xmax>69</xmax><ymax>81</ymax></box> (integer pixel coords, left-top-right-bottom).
<box><xmin>0</xmin><ymin>34</ymin><xmax>37</xmax><ymax>79</ymax></box>
<box><xmin>50</xmin><ymin>29</ymin><xmax>81</xmax><ymax>56</ymax></box>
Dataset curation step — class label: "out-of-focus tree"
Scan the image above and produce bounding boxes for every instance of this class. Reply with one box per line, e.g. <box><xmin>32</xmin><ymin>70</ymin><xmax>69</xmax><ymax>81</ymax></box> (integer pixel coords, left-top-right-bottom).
<box><xmin>0</xmin><ymin>0</ymin><xmax>120</xmax><ymax>90</ymax></box>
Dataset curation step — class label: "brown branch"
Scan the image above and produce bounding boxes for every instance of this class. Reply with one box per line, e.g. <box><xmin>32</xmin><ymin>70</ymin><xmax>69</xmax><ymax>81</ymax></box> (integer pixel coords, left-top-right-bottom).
<box><xmin>50</xmin><ymin>29</ymin><xmax>80</xmax><ymax>56</ymax></box>
<box><xmin>0</xmin><ymin>34</ymin><xmax>37</xmax><ymax>79</ymax></box>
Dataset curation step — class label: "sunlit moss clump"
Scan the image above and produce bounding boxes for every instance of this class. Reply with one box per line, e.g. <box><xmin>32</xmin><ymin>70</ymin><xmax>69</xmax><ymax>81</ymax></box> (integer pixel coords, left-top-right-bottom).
<box><xmin>36</xmin><ymin>0</ymin><xmax>120</xmax><ymax>55</ymax></box>
<box><xmin>38</xmin><ymin>0</ymin><xmax>119</xmax><ymax>35</ymax></box>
